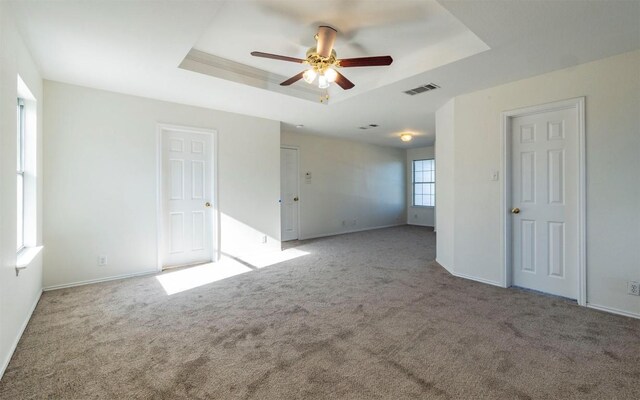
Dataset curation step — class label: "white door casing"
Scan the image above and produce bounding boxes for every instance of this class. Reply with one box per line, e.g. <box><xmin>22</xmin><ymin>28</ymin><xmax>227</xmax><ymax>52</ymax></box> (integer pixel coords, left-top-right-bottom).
<box><xmin>502</xmin><ymin>97</ymin><xmax>585</xmax><ymax>303</ymax></box>
<box><xmin>281</xmin><ymin>147</ymin><xmax>299</xmax><ymax>241</ymax></box>
<box><xmin>159</xmin><ymin>126</ymin><xmax>217</xmax><ymax>268</ymax></box>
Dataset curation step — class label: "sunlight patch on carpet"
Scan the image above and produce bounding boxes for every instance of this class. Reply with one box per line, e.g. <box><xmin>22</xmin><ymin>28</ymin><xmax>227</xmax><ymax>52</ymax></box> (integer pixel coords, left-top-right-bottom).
<box><xmin>156</xmin><ymin>248</ymin><xmax>309</xmax><ymax>295</ymax></box>
<box><xmin>156</xmin><ymin>260</ymin><xmax>251</xmax><ymax>295</ymax></box>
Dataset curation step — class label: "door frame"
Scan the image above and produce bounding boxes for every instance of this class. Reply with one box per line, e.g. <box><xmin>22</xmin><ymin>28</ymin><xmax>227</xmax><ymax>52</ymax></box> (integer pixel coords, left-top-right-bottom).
<box><xmin>156</xmin><ymin>123</ymin><xmax>220</xmax><ymax>271</ymax></box>
<box><xmin>280</xmin><ymin>145</ymin><xmax>301</xmax><ymax>241</ymax></box>
<box><xmin>500</xmin><ymin>97</ymin><xmax>586</xmax><ymax>305</ymax></box>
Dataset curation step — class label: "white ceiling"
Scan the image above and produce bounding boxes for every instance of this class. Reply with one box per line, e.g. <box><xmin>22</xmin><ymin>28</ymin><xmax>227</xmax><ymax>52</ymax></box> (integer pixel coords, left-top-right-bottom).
<box><xmin>10</xmin><ymin>0</ymin><xmax>640</xmax><ymax>148</ymax></box>
<box><xmin>192</xmin><ymin>1</ymin><xmax>488</xmax><ymax>103</ymax></box>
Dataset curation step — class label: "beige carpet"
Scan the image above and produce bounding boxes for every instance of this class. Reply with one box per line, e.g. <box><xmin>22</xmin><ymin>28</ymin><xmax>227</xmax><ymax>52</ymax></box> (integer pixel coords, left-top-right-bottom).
<box><xmin>1</xmin><ymin>226</ymin><xmax>639</xmax><ymax>399</ymax></box>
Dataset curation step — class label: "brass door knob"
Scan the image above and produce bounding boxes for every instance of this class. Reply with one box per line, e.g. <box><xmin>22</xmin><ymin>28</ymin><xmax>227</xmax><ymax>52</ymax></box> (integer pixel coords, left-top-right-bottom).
<box><xmin>293</xmin><ymin>197</ymin><xmax>299</xmax><ymax>202</ymax></box>
<box><xmin>205</xmin><ymin>202</ymin><xmax>212</xmax><ymax>208</ymax></box>
<box><xmin>511</xmin><ymin>207</ymin><xmax>520</xmax><ymax>214</ymax></box>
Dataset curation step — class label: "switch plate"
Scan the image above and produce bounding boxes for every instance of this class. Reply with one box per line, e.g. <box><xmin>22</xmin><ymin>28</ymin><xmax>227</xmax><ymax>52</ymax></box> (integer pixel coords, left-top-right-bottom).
<box><xmin>98</xmin><ymin>255</ymin><xmax>108</xmax><ymax>266</ymax></box>
<box><xmin>628</xmin><ymin>281</ymin><xmax>640</xmax><ymax>296</ymax></box>
<box><xmin>490</xmin><ymin>171</ymin><xmax>499</xmax><ymax>181</ymax></box>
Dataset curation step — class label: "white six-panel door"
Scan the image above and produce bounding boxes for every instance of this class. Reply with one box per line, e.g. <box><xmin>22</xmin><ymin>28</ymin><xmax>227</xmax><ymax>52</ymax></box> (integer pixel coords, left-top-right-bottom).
<box><xmin>281</xmin><ymin>147</ymin><xmax>299</xmax><ymax>241</ymax></box>
<box><xmin>162</xmin><ymin>130</ymin><xmax>213</xmax><ymax>267</ymax></box>
<box><xmin>511</xmin><ymin>108</ymin><xmax>578</xmax><ymax>299</ymax></box>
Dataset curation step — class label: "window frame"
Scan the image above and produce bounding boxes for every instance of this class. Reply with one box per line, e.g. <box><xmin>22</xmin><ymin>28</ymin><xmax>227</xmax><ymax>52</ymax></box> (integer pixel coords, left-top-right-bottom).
<box><xmin>17</xmin><ymin>98</ymin><xmax>26</xmax><ymax>252</ymax></box>
<box><xmin>412</xmin><ymin>158</ymin><xmax>435</xmax><ymax>208</ymax></box>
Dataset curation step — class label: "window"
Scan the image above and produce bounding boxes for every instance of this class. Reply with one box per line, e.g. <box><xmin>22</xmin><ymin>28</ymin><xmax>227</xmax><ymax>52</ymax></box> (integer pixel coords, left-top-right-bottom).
<box><xmin>413</xmin><ymin>159</ymin><xmax>435</xmax><ymax>207</ymax></box>
<box><xmin>15</xmin><ymin>76</ymin><xmax>41</xmax><ymax>270</ymax></box>
<box><xmin>17</xmin><ymin>98</ymin><xmax>25</xmax><ymax>251</ymax></box>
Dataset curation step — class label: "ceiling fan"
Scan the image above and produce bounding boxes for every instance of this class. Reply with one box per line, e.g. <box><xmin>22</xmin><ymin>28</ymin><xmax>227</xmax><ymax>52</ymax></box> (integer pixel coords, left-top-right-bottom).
<box><xmin>251</xmin><ymin>26</ymin><xmax>393</xmax><ymax>91</ymax></box>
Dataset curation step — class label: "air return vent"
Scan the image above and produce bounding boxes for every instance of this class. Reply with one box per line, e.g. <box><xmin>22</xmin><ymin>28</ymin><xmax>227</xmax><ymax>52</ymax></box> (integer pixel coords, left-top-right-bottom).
<box><xmin>404</xmin><ymin>83</ymin><xmax>440</xmax><ymax>95</ymax></box>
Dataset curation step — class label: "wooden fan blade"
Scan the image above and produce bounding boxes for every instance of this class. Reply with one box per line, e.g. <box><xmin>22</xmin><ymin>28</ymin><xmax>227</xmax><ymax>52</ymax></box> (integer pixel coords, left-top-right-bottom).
<box><xmin>280</xmin><ymin>71</ymin><xmax>305</xmax><ymax>86</ymax></box>
<box><xmin>316</xmin><ymin>26</ymin><xmax>337</xmax><ymax>58</ymax></box>
<box><xmin>334</xmin><ymin>70</ymin><xmax>355</xmax><ymax>90</ymax></box>
<box><xmin>339</xmin><ymin>56</ymin><xmax>393</xmax><ymax>67</ymax></box>
<box><xmin>251</xmin><ymin>51</ymin><xmax>305</xmax><ymax>64</ymax></box>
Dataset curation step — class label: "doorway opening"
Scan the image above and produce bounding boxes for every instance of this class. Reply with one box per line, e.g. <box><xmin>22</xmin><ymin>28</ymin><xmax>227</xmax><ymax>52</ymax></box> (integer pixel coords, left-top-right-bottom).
<box><xmin>281</xmin><ymin>146</ymin><xmax>300</xmax><ymax>241</ymax></box>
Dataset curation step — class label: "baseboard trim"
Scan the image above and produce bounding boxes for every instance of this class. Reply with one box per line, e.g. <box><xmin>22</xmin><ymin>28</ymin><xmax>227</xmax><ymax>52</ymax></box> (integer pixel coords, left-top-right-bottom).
<box><xmin>436</xmin><ymin>263</ymin><xmax>639</xmax><ymax>320</ymax></box>
<box><xmin>407</xmin><ymin>222</ymin><xmax>435</xmax><ymax>228</ymax></box>
<box><xmin>298</xmin><ymin>223</ymin><xmax>405</xmax><ymax>241</ymax></box>
<box><xmin>44</xmin><ymin>269</ymin><xmax>158</xmax><ymax>291</ymax></box>
<box><xmin>450</xmin><ymin>270</ymin><xmax>504</xmax><ymax>288</ymax></box>
<box><xmin>0</xmin><ymin>289</ymin><xmax>42</xmax><ymax>380</ymax></box>
<box><xmin>586</xmin><ymin>303</ymin><xmax>640</xmax><ymax>320</ymax></box>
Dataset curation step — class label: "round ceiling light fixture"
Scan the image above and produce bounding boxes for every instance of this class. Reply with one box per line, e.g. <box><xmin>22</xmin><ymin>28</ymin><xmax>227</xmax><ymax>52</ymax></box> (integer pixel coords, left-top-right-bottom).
<box><xmin>400</xmin><ymin>133</ymin><xmax>413</xmax><ymax>142</ymax></box>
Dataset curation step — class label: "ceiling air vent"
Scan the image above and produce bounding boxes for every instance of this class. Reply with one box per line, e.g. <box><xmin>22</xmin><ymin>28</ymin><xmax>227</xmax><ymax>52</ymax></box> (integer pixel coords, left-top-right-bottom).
<box><xmin>404</xmin><ymin>83</ymin><xmax>440</xmax><ymax>96</ymax></box>
<box><xmin>358</xmin><ymin>124</ymin><xmax>380</xmax><ymax>130</ymax></box>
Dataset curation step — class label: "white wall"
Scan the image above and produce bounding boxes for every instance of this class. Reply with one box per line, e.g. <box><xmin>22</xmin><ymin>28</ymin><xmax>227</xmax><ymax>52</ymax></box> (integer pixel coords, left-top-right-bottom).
<box><xmin>436</xmin><ymin>50</ymin><xmax>640</xmax><ymax>317</ymax></box>
<box><xmin>43</xmin><ymin>81</ymin><xmax>281</xmax><ymax>289</ymax></box>
<box><xmin>406</xmin><ymin>146</ymin><xmax>435</xmax><ymax>227</ymax></box>
<box><xmin>0</xmin><ymin>3</ymin><xmax>44</xmax><ymax>378</ymax></box>
<box><xmin>281</xmin><ymin>131</ymin><xmax>405</xmax><ymax>240</ymax></box>
<box><xmin>435</xmin><ymin>99</ymin><xmax>455</xmax><ymax>273</ymax></box>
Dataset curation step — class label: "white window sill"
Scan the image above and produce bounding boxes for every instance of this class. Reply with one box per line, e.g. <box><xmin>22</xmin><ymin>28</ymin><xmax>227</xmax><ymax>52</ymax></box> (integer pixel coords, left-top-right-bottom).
<box><xmin>411</xmin><ymin>205</ymin><xmax>435</xmax><ymax>209</ymax></box>
<box><xmin>16</xmin><ymin>246</ymin><xmax>43</xmax><ymax>273</ymax></box>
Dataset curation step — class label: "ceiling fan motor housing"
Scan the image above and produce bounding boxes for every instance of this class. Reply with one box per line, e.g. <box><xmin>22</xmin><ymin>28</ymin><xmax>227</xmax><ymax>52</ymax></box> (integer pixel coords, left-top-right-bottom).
<box><xmin>305</xmin><ymin>48</ymin><xmax>338</xmax><ymax>74</ymax></box>
<box><xmin>316</xmin><ymin>26</ymin><xmax>337</xmax><ymax>58</ymax></box>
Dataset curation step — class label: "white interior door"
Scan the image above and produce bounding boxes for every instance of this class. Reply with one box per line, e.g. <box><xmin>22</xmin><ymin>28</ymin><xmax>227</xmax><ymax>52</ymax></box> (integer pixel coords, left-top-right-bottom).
<box><xmin>511</xmin><ymin>107</ymin><xmax>578</xmax><ymax>299</ymax></box>
<box><xmin>162</xmin><ymin>129</ymin><xmax>214</xmax><ymax>267</ymax></box>
<box><xmin>281</xmin><ymin>147</ymin><xmax>299</xmax><ymax>241</ymax></box>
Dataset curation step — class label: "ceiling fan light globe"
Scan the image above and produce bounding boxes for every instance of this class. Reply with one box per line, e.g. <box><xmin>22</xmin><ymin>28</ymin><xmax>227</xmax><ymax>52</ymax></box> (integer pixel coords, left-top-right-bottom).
<box><xmin>400</xmin><ymin>133</ymin><xmax>413</xmax><ymax>142</ymax></box>
<box><xmin>303</xmin><ymin>69</ymin><xmax>317</xmax><ymax>84</ymax></box>
<box><xmin>318</xmin><ymin>74</ymin><xmax>330</xmax><ymax>89</ymax></box>
<box><xmin>324</xmin><ymin>68</ymin><xmax>338</xmax><ymax>83</ymax></box>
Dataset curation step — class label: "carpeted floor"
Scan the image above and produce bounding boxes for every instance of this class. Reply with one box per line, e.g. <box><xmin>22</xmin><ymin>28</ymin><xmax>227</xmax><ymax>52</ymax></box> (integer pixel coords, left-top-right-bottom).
<box><xmin>1</xmin><ymin>226</ymin><xmax>639</xmax><ymax>399</ymax></box>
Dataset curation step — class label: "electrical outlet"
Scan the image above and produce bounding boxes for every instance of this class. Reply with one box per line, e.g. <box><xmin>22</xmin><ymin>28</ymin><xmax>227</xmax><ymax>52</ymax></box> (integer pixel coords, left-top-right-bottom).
<box><xmin>97</xmin><ymin>255</ymin><xmax>108</xmax><ymax>266</ymax></box>
<box><xmin>342</xmin><ymin>220</ymin><xmax>346</xmax><ymax>226</ymax></box>
<box><xmin>261</xmin><ymin>235</ymin><xmax>267</xmax><ymax>244</ymax></box>
<box><xmin>352</xmin><ymin>219</ymin><xmax>357</xmax><ymax>226</ymax></box>
<box><xmin>628</xmin><ymin>281</ymin><xmax>640</xmax><ymax>296</ymax></box>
